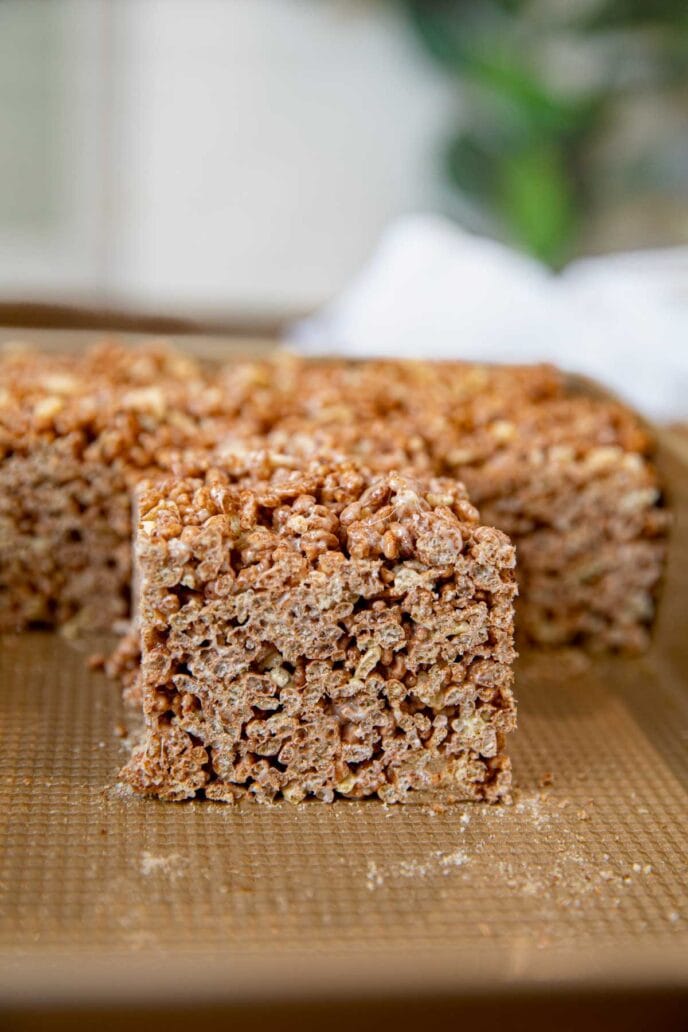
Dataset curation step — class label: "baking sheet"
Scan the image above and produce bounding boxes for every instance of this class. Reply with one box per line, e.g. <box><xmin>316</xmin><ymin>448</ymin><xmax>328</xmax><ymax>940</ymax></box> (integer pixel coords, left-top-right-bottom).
<box><xmin>0</xmin><ymin>336</ymin><xmax>686</xmax><ymax>1019</ymax></box>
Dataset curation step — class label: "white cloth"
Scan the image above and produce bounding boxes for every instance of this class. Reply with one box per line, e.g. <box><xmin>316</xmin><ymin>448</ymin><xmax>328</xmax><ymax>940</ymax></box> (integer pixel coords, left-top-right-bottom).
<box><xmin>290</xmin><ymin>214</ymin><xmax>688</xmax><ymax>421</ymax></box>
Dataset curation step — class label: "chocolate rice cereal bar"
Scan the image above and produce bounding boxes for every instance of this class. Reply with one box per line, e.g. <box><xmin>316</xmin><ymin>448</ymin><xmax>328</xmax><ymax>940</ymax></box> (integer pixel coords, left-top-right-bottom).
<box><xmin>0</xmin><ymin>341</ymin><xmax>232</xmax><ymax>632</ymax></box>
<box><xmin>216</xmin><ymin>357</ymin><xmax>669</xmax><ymax>652</ymax></box>
<box><xmin>123</xmin><ymin>460</ymin><xmax>517</xmax><ymax>803</ymax></box>
<box><xmin>454</xmin><ymin>396</ymin><xmax>668</xmax><ymax>650</ymax></box>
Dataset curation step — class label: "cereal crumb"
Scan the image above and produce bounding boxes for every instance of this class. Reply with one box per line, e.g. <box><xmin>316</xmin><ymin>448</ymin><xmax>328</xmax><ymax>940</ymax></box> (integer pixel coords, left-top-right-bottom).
<box><xmin>140</xmin><ymin>851</ymin><xmax>184</xmax><ymax>878</ymax></box>
<box><xmin>366</xmin><ymin>860</ymin><xmax>384</xmax><ymax>891</ymax></box>
<box><xmin>438</xmin><ymin>848</ymin><xmax>469</xmax><ymax>872</ymax></box>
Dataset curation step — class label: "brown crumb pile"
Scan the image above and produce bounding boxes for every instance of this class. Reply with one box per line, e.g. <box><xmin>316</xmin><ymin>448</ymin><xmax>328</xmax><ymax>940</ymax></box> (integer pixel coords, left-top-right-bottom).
<box><xmin>362</xmin><ymin>787</ymin><xmax>669</xmax><ymax>928</ymax></box>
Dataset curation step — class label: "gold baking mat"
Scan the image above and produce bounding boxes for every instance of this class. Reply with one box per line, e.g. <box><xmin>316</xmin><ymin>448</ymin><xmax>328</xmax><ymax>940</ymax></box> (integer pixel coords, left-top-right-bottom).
<box><xmin>0</xmin><ymin>352</ymin><xmax>687</xmax><ymax>1008</ymax></box>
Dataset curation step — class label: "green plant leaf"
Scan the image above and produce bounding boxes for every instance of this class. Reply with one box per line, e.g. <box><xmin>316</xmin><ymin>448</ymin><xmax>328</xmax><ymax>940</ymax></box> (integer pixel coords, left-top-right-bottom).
<box><xmin>403</xmin><ymin>0</ymin><xmax>514</xmax><ymax>71</ymax></box>
<box><xmin>445</xmin><ymin>133</ymin><xmax>498</xmax><ymax>205</ymax></box>
<box><xmin>404</xmin><ymin>1</ymin><xmax>602</xmax><ymax>139</ymax></box>
<box><xmin>498</xmin><ymin>144</ymin><xmax>578</xmax><ymax>267</ymax></box>
<box><xmin>397</xmin><ymin>0</ymin><xmax>688</xmax><ymax>265</ymax></box>
<box><xmin>579</xmin><ymin>0</ymin><xmax>688</xmax><ymax>31</ymax></box>
<box><xmin>470</xmin><ymin>51</ymin><xmax>602</xmax><ymax>138</ymax></box>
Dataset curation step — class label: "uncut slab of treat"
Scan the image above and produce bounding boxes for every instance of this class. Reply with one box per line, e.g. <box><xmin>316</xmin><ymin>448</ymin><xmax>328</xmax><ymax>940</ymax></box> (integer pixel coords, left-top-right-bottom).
<box><xmin>123</xmin><ymin>459</ymin><xmax>517</xmax><ymax>803</ymax></box>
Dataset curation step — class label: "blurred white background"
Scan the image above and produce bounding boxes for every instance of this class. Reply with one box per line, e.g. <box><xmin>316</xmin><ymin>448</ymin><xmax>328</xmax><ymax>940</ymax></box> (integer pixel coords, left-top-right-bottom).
<box><xmin>0</xmin><ymin>0</ymin><xmax>455</xmax><ymax>320</ymax></box>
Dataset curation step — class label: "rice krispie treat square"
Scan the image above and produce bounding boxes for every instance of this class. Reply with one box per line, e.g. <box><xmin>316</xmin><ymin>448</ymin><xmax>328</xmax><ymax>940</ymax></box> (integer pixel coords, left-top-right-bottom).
<box><xmin>215</xmin><ymin>357</ymin><xmax>668</xmax><ymax>653</ymax></box>
<box><xmin>453</xmin><ymin>397</ymin><xmax>669</xmax><ymax>651</ymax></box>
<box><xmin>123</xmin><ymin>460</ymin><xmax>517</xmax><ymax>804</ymax></box>
<box><xmin>0</xmin><ymin>341</ymin><xmax>229</xmax><ymax>632</ymax></box>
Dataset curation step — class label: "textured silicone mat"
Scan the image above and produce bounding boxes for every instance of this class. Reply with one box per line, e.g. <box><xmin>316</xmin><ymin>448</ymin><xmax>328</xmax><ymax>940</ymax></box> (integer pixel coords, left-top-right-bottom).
<box><xmin>0</xmin><ymin>344</ymin><xmax>686</xmax><ymax>1017</ymax></box>
<box><xmin>1</xmin><ymin>635</ymin><xmax>687</xmax><ymax>964</ymax></box>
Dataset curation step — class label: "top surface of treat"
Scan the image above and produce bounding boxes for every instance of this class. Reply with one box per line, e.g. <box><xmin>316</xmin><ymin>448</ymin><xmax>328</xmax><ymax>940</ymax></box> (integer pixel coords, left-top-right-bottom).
<box><xmin>214</xmin><ymin>356</ymin><xmax>656</xmax><ymax>474</ymax></box>
<box><xmin>137</xmin><ymin>458</ymin><xmax>485</xmax><ymax>566</ymax></box>
<box><xmin>217</xmin><ymin>355</ymin><xmax>566</xmax><ymax>429</ymax></box>
<box><xmin>0</xmin><ymin>343</ymin><xmax>654</xmax><ymax>478</ymax></box>
<box><xmin>0</xmin><ymin>342</ymin><xmax>229</xmax><ymax>467</ymax></box>
<box><xmin>0</xmin><ymin>340</ymin><xmax>200</xmax><ymax>396</ymax></box>
<box><xmin>0</xmin><ymin>340</ymin><xmax>575</xmax><ymax>472</ymax></box>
